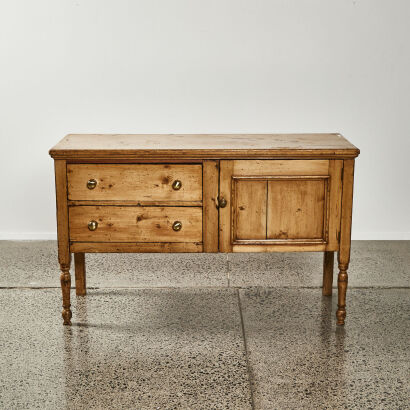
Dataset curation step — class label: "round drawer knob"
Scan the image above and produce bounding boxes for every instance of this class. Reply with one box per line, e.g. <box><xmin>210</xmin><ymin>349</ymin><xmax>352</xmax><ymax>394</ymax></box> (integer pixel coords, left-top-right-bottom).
<box><xmin>87</xmin><ymin>179</ymin><xmax>97</xmax><ymax>190</ymax></box>
<box><xmin>172</xmin><ymin>221</ymin><xmax>182</xmax><ymax>231</ymax></box>
<box><xmin>172</xmin><ymin>180</ymin><xmax>182</xmax><ymax>190</ymax></box>
<box><xmin>88</xmin><ymin>220</ymin><xmax>98</xmax><ymax>231</ymax></box>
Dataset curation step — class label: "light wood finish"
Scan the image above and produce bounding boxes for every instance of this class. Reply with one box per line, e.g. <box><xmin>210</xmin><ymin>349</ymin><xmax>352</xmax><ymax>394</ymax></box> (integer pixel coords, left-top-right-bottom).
<box><xmin>54</xmin><ymin>160</ymin><xmax>72</xmax><ymax>325</ymax></box>
<box><xmin>68</xmin><ymin>200</ymin><xmax>202</xmax><ymax>207</ymax></box>
<box><xmin>50</xmin><ymin>134</ymin><xmax>360</xmax><ymax>160</ymax></box>
<box><xmin>51</xmin><ymin>133</ymin><xmax>359</xmax><ymax>326</ymax></box>
<box><xmin>233</xmin><ymin>180</ymin><xmax>267</xmax><ymax>240</ymax></box>
<box><xmin>68</xmin><ymin>158</ymin><xmax>204</xmax><ymax>164</ymax></box>
<box><xmin>70</xmin><ymin>242</ymin><xmax>202</xmax><ymax>253</ymax></box>
<box><xmin>327</xmin><ymin>160</ymin><xmax>343</xmax><ymax>247</ymax></box>
<box><xmin>337</xmin><ymin>160</ymin><xmax>355</xmax><ymax>325</ymax></box>
<box><xmin>74</xmin><ymin>253</ymin><xmax>86</xmax><ymax>296</ymax></box>
<box><xmin>233</xmin><ymin>159</ymin><xmax>329</xmax><ymax>176</ymax></box>
<box><xmin>232</xmin><ymin>243</ymin><xmax>332</xmax><ymax>252</ymax></box>
<box><xmin>267</xmin><ymin>177</ymin><xmax>327</xmax><ymax>240</ymax></box>
<box><xmin>69</xmin><ymin>206</ymin><xmax>202</xmax><ymax>243</ymax></box>
<box><xmin>203</xmin><ymin>161</ymin><xmax>219</xmax><ymax>252</ymax></box>
<box><xmin>228</xmin><ymin>160</ymin><xmax>341</xmax><ymax>250</ymax></box>
<box><xmin>219</xmin><ymin>160</ymin><xmax>234</xmax><ymax>252</ymax></box>
<box><xmin>322</xmin><ymin>251</ymin><xmax>334</xmax><ymax>296</ymax></box>
<box><xmin>67</xmin><ymin>164</ymin><xmax>202</xmax><ymax>202</ymax></box>
<box><xmin>220</xmin><ymin>160</ymin><xmax>339</xmax><ymax>249</ymax></box>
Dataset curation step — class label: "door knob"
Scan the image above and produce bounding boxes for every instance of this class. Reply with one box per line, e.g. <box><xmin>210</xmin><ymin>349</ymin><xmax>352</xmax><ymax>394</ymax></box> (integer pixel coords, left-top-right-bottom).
<box><xmin>217</xmin><ymin>196</ymin><xmax>227</xmax><ymax>209</ymax></box>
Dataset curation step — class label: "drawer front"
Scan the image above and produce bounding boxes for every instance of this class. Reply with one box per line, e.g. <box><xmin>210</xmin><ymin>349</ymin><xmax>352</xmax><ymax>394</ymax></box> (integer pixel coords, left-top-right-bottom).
<box><xmin>69</xmin><ymin>206</ymin><xmax>202</xmax><ymax>242</ymax></box>
<box><xmin>67</xmin><ymin>164</ymin><xmax>202</xmax><ymax>202</ymax></box>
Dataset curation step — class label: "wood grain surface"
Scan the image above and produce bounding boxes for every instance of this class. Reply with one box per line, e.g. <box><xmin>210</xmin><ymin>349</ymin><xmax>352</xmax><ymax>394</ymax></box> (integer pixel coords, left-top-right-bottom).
<box><xmin>70</xmin><ymin>242</ymin><xmax>202</xmax><ymax>253</ymax></box>
<box><xmin>336</xmin><ymin>159</ymin><xmax>355</xmax><ymax>325</ymax></box>
<box><xmin>67</xmin><ymin>164</ymin><xmax>202</xmax><ymax>202</ymax></box>
<box><xmin>69</xmin><ymin>206</ymin><xmax>202</xmax><ymax>242</ymax></box>
<box><xmin>54</xmin><ymin>160</ymin><xmax>72</xmax><ymax>325</ymax></box>
<box><xmin>220</xmin><ymin>159</ymin><xmax>341</xmax><ymax>248</ymax></box>
<box><xmin>234</xmin><ymin>180</ymin><xmax>267</xmax><ymax>240</ymax></box>
<box><xmin>232</xmin><ymin>159</ymin><xmax>329</xmax><ymax>175</ymax></box>
<box><xmin>50</xmin><ymin>134</ymin><xmax>360</xmax><ymax>160</ymax></box>
<box><xmin>267</xmin><ymin>178</ymin><xmax>327</xmax><ymax>240</ymax></box>
<box><xmin>202</xmin><ymin>160</ymin><xmax>219</xmax><ymax>252</ymax></box>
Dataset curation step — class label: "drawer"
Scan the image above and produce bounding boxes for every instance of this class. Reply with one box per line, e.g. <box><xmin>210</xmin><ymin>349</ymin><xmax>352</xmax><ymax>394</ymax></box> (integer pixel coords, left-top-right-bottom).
<box><xmin>69</xmin><ymin>206</ymin><xmax>202</xmax><ymax>242</ymax></box>
<box><xmin>67</xmin><ymin>164</ymin><xmax>202</xmax><ymax>202</ymax></box>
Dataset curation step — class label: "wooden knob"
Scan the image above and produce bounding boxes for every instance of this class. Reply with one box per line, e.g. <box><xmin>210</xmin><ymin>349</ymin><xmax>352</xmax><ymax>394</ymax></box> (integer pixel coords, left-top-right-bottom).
<box><xmin>88</xmin><ymin>220</ymin><xmax>98</xmax><ymax>231</ymax></box>
<box><xmin>87</xmin><ymin>179</ymin><xmax>97</xmax><ymax>190</ymax></box>
<box><xmin>172</xmin><ymin>221</ymin><xmax>182</xmax><ymax>231</ymax></box>
<box><xmin>172</xmin><ymin>180</ymin><xmax>182</xmax><ymax>190</ymax></box>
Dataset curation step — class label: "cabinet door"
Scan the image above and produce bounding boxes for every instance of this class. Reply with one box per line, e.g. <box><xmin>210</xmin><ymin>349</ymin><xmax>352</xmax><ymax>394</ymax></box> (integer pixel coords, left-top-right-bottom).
<box><xmin>219</xmin><ymin>160</ymin><xmax>342</xmax><ymax>252</ymax></box>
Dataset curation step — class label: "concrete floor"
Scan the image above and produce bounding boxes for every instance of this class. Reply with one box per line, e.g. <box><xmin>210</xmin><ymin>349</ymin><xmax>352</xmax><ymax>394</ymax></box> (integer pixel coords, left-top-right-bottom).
<box><xmin>0</xmin><ymin>241</ymin><xmax>409</xmax><ymax>409</ymax></box>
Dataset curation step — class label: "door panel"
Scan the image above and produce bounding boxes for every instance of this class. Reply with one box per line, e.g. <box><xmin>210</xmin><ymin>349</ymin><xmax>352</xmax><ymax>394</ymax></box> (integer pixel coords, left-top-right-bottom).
<box><xmin>219</xmin><ymin>160</ymin><xmax>341</xmax><ymax>252</ymax></box>
<box><xmin>234</xmin><ymin>180</ymin><xmax>267</xmax><ymax>240</ymax></box>
<box><xmin>267</xmin><ymin>178</ymin><xmax>327</xmax><ymax>240</ymax></box>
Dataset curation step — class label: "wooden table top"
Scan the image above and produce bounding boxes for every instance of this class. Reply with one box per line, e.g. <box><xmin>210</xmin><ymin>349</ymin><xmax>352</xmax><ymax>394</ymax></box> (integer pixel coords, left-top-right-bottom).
<box><xmin>49</xmin><ymin>133</ymin><xmax>360</xmax><ymax>160</ymax></box>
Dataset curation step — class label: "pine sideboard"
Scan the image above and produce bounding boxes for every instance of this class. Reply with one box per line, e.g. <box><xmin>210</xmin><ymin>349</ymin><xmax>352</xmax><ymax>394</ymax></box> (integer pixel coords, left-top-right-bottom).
<box><xmin>49</xmin><ymin>134</ymin><xmax>360</xmax><ymax>326</ymax></box>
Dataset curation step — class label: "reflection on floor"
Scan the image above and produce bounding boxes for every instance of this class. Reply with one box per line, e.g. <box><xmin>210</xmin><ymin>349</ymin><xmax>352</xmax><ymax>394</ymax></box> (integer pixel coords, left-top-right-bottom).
<box><xmin>0</xmin><ymin>241</ymin><xmax>409</xmax><ymax>409</ymax></box>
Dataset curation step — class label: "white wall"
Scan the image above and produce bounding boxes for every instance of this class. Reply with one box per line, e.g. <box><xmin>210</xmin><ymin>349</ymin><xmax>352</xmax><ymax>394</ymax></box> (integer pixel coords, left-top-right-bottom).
<box><xmin>0</xmin><ymin>0</ymin><xmax>409</xmax><ymax>240</ymax></box>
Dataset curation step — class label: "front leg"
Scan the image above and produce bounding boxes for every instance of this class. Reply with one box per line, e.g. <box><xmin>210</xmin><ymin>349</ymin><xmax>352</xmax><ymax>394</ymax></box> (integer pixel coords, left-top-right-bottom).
<box><xmin>60</xmin><ymin>263</ymin><xmax>72</xmax><ymax>325</ymax></box>
<box><xmin>336</xmin><ymin>159</ymin><xmax>355</xmax><ymax>326</ymax></box>
<box><xmin>336</xmin><ymin>263</ymin><xmax>348</xmax><ymax>325</ymax></box>
<box><xmin>55</xmin><ymin>159</ymin><xmax>72</xmax><ymax>325</ymax></box>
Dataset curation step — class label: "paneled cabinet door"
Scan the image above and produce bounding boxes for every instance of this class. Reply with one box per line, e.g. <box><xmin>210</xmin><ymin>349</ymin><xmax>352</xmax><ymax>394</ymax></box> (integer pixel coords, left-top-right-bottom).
<box><xmin>219</xmin><ymin>160</ymin><xmax>343</xmax><ymax>252</ymax></box>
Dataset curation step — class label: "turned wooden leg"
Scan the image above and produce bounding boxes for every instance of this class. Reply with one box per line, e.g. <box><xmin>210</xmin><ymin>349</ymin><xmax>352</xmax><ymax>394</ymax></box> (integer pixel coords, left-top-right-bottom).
<box><xmin>336</xmin><ymin>264</ymin><xmax>348</xmax><ymax>325</ymax></box>
<box><xmin>74</xmin><ymin>253</ymin><xmax>86</xmax><ymax>296</ymax></box>
<box><xmin>60</xmin><ymin>263</ymin><xmax>72</xmax><ymax>325</ymax></box>
<box><xmin>54</xmin><ymin>159</ymin><xmax>73</xmax><ymax>325</ymax></box>
<box><xmin>322</xmin><ymin>251</ymin><xmax>334</xmax><ymax>296</ymax></box>
<box><xmin>336</xmin><ymin>159</ymin><xmax>355</xmax><ymax>326</ymax></box>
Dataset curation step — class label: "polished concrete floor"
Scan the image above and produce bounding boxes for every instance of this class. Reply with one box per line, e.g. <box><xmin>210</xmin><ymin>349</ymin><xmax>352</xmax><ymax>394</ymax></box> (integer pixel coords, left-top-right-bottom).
<box><xmin>0</xmin><ymin>241</ymin><xmax>409</xmax><ymax>409</ymax></box>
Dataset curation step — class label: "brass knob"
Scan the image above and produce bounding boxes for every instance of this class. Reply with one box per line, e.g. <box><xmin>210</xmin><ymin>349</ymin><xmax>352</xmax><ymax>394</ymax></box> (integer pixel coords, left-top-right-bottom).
<box><xmin>218</xmin><ymin>197</ymin><xmax>227</xmax><ymax>209</ymax></box>
<box><xmin>88</xmin><ymin>220</ymin><xmax>98</xmax><ymax>231</ymax></box>
<box><xmin>87</xmin><ymin>179</ymin><xmax>97</xmax><ymax>190</ymax></box>
<box><xmin>172</xmin><ymin>221</ymin><xmax>182</xmax><ymax>231</ymax></box>
<box><xmin>172</xmin><ymin>180</ymin><xmax>182</xmax><ymax>190</ymax></box>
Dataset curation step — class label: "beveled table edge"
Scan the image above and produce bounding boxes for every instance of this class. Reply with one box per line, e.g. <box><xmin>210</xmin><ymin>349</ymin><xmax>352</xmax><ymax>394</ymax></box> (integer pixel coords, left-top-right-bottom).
<box><xmin>49</xmin><ymin>133</ymin><xmax>360</xmax><ymax>160</ymax></box>
<box><xmin>50</xmin><ymin>148</ymin><xmax>360</xmax><ymax>160</ymax></box>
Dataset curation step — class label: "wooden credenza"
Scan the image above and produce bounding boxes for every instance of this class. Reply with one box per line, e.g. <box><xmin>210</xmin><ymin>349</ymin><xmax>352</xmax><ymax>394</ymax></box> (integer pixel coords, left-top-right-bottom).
<box><xmin>49</xmin><ymin>134</ymin><xmax>359</xmax><ymax>326</ymax></box>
